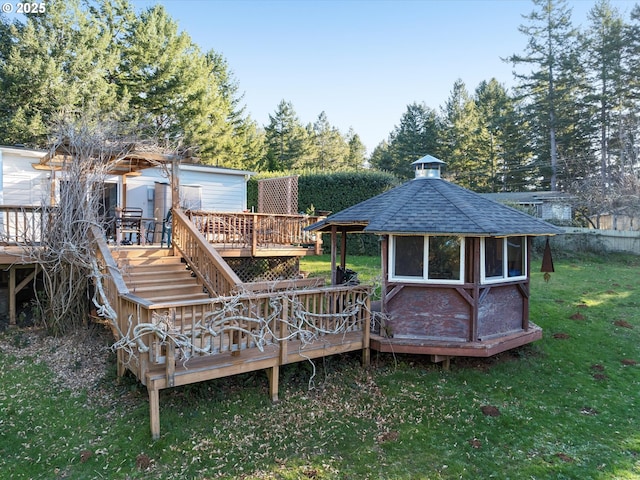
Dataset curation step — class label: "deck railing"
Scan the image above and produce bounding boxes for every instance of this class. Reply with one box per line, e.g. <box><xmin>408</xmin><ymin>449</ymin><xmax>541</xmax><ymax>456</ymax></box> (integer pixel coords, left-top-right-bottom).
<box><xmin>172</xmin><ymin>208</ymin><xmax>243</xmax><ymax>297</ymax></box>
<box><xmin>0</xmin><ymin>205</ymin><xmax>54</xmax><ymax>245</ymax></box>
<box><xmin>186</xmin><ymin>210</ymin><xmax>324</xmax><ymax>255</ymax></box>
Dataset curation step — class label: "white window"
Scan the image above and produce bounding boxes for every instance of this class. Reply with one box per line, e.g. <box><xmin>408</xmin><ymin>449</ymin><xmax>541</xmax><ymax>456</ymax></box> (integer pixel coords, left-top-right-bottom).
<box><xmin>481</xmin><ymin>236</ymin><xmax>527</xmax><ymax>284</ymax></box>
<box><xmin>389</xmin><ymin>235</ymin><xmax>465</xmax><ymax>284</ymax></box>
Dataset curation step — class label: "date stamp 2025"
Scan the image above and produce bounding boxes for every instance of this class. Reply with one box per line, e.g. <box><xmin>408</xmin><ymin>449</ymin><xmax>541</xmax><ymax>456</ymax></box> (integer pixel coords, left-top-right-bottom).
<box><xmin>1</xmin><ymin>2</ymin><xmax>46</xmax><ymax>14</ymax></box>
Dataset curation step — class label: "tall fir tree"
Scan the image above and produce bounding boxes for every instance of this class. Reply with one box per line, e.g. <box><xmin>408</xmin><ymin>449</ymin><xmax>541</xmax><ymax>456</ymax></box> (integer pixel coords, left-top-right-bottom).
<box><xmin>345</xmin><ymin>128</ymin><xmax>367</xmax><ymax>170</ymax></box>
<box><xmin>385</xmin><ymin>102</ymin><xmax>441</xmax><ymax>179</ymax></box>
<box><xmin>263</xmin><ymin>100</ymin><xmax>311</xmax><ymax>171</ymax></box>
<box><xmin>310</xmin><ymin>111</ymin><xmax>349</xmax><ymax>171</ymax></box>
<box><xmin>474</xmin><ymin>79</ymin><xmax>531</xmax><ymax>192</ymax></box>
<box><xmin>440</xmin><ymin>80</ymin><xmax>485</xmax><ymax>189</ymax></box>
<box><xmin>507</xmin><ymin>0</ymin><xmax>581</xmax><ymax>191</ymax></box>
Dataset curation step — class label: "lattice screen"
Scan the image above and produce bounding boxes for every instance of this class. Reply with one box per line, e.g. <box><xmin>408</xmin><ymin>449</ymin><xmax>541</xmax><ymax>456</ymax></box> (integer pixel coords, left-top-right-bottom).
<box><xmin>226</xmin><ymin>257</ymin><xmax>300</xmax><ymax>283</ymax></box>
<box><xmin>257</xmin><ymin>176</ymin><xmax>298</xmax><ymax>214</ymax></box>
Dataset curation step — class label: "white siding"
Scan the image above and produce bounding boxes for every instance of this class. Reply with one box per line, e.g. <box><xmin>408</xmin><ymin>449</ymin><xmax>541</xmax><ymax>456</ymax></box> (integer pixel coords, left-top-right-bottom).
<box><xmin>127</xmin><ymin>165</ymin><xmax>250</xmax><ymax>215</ymax></box>
<box><xmin>0</xmin><ymin>148</ymin><xmax>49</xmax><ymax>205</ymax></box>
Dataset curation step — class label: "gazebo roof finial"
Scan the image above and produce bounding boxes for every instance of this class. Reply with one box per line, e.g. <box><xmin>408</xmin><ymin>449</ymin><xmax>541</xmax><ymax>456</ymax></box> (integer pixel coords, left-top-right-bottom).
<box><xmin>412</xmin><ymin>154</ymin><xmax>445</xmax><ymax>179</ymax></box>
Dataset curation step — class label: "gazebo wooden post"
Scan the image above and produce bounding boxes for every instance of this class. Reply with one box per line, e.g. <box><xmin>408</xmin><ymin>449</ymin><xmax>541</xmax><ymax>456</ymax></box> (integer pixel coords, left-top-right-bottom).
<box><xmin>380</xmin><ymin>235</ymin><xmax>388</xmax><ymax>312</ymax></box>
<box><xmin>340</xmin><ymin>228</ymin><xmax>347</xmax><ymax>269</ymax></box>
<box><xmin>470</xmin><ymin>237</ymin><xmax>481</xmax><ymax>343</ymax></box>
<box><xmin>523</xmin><ymin>237</ymin><xmax>532</xmax><ymax>331</ymax></box>
<box><xmin>330</xmin><ymin>225</ymin><xmax>338</xmax><ymax>285</ymax></box>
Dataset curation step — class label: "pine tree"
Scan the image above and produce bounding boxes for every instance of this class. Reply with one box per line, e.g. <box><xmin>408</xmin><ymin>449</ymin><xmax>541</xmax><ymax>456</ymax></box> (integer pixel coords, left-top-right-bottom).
<box><xmin>386</xmin><ymin>102</ymin><xmax>441</xmax><ymax>179</ymax></box>
<box><xmin>309</xmin><ymin>111</ymin><xmax>349</xmax><ymax>171</ymax></box>
<box><xmin>263</xmin><ymin>100</ymin><xmax>311</xmax><ymax>171</ymax></box>
<box><xmin>345</xmin><ymin>128</ymin><xmax>367</xmax><ymax>170</ymax></box>
<box><xmin>474</xmin><ymin>79</ymin><xmax>531</xmax><ymax>192</ymax></box>
<box><xmin>0</xmin><ymin>0</ymin><xmax>124</xmax><ymax>145</ymax></box>
<box><xmin>507</xmin><ymin>0</ymin><xmax>581</xmax><ymax>191</ymax></box>
<box><xmin>440</xmin><ymin>80</ymin><xmax>484</xmax><ymax>189</ymax></box>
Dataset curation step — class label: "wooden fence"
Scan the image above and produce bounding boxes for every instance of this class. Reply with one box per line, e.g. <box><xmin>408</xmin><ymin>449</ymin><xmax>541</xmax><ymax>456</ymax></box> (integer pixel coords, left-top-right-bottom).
<box><xmin>552</xmin><ymin>227</ymin><xmax>640</xmax><ymax>255</ymax></box>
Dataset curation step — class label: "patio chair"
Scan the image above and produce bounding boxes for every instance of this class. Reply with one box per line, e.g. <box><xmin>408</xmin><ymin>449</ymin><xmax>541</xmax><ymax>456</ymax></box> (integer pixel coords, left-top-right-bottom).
<box><xmin>117</xmin><ymin>207</ymin><xmax>143</xmax><ymax>245</ymax></box>
<box><xmin>161</xmin><ymin>209</ymin><xmax>172</xmax><ymax>248</ymax></box>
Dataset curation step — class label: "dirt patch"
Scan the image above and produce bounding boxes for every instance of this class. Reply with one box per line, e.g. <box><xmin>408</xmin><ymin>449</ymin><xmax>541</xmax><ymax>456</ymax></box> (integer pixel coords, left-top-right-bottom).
<box><xmin>0</xmin><ymin>324</ymin><xmax>113</xmax><ymax>397</ymax></box>
<box><xmin>480</xmin><ymin>405</ymin><xmax>501</xmax><ymax>417</ymax></box>
<box><xmin>468</xmin><ymin>438</ymin><xmax>482</xmax><ymax>449</ymax></box>
<box><xmin>576</xmin><ymin>303</ymin><xmax>588</xmax><ymax>309</ymax></box>
<box><xmin>580</xmin><ymin>407</ymin><xmax>598</xmax><ymax>415</ymax></box>
<box><xmin>592</xmin><ymin>373</ymin><xmax>608</xmax><ymax>381</ymax></box>
<box><xmin>614</xmin><ymin>320</ymin><xmax>633</xmax><ymax>329</ymax></box>
<box><xmin>590</xmin><ymin>364</ymin><xmax>605</xmax><ymax>371</ymax></box>
<box><xmin>376</xmin><ymin>431</ymin><xmax>399</xmax><ymax>443</ymax></box>
<box><xmin>553</xmin><ymin>332</ymin><xmax>571</xmax><ymax>339</ymax></box>
<box><xmin>556</xmin><ymin>453</ymin><xmax>575</xmax><ymax>463</ymax></box>
<box><xmin>621</xmin><ymin>358</ymin><xmax>637</xmax><ymax>366</ymax></box>
<box><xmin>569</xmin><ymin>313</ymin><xmax>586</xmax><ymax>321</ymax></box>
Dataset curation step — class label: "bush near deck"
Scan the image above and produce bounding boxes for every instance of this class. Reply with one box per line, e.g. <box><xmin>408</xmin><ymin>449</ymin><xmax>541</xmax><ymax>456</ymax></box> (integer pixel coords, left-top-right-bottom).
<box><xmin>1</xmin><ymin>253</ymin><xmax>639</xmax><ymax>479</ymax></box>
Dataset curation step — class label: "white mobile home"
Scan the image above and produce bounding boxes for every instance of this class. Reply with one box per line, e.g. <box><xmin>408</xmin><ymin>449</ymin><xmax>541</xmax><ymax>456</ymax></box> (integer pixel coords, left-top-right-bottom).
<box><xmin>124</xmin><ymin>163</ymin><xmax>253</xmax><ymax>221</ymax></box>
<box><xmin>0</xmin><ymin>146</ymin><xmax>50</xmax><ymax>206</ymax></box>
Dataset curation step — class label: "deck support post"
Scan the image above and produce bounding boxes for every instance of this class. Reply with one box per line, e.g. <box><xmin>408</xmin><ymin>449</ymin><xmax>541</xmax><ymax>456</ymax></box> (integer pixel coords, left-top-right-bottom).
<box><xmin>116</xmin><ymin>349</ymin><xmax>126</xmax><ymax>377</ymax></box>
<box><xmin>149</xmin><ymin>385</ymin><xmax>161</xmax><ymax>440</ymax></box>
<box><xmin>267</xmin><ymin>365</ymin><xmax>279</xmax><ymax>402</ymax></box>
<box><xmin>8</xmin><ymin>266</ymin><xmax>15</xmax><ymax>325</ymax></box>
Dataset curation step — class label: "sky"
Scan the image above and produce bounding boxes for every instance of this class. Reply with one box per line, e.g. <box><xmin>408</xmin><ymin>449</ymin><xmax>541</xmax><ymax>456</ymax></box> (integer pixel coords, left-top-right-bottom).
<box><xmin>44</xmin><ymin>1</ymin><xmax>640</xmax><ymax>154</ymax></box>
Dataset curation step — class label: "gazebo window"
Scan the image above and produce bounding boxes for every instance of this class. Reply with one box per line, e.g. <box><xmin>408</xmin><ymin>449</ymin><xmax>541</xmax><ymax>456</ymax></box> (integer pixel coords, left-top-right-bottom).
<box><xmin>390</xmin><ymin>235</ymin><xmax>464</xmax><ymax>284</ymax></box>
<box><xmin>481</xmin><ymin>236</ymin><xmax>526</xmax><ymax>283</ymax></box>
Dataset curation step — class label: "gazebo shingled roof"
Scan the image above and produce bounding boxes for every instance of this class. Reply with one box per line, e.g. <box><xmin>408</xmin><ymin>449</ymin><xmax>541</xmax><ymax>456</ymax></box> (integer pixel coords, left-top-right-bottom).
<box><xmin>308</xmin><ymin>175</ymin><xmax>563</xmax><ymax>237</ymax></box>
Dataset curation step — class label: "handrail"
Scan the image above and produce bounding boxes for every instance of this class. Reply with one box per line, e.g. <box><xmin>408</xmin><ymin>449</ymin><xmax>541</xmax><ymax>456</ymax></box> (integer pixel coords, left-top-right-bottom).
<box><xmin>172</xmin><ymin>208</ymin><xmax>243</xmax><ymax>296</ymax></box>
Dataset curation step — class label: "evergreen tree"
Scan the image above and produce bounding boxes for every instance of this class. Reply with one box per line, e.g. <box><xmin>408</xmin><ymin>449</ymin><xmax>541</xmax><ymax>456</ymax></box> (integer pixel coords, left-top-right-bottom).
<box><xmin>0</xmin><ymin>0</ymin><xmax>125</xmax><ymax>145</ymax></box>
<box><xmin>620</xmin><ymin>4</ymin><xmax>640</xmax><ymax>172</ymax></box>
<box><xmin>369</xmin><ymin>140</ymin><xmax>393</xmax><ymax>172</ymax></box>
<box><xmin>584</xmin><ymin>0</ymin><xmax>626</xmax><ymax>185</ymax></box>
<box><xmin>386</xmin><ymin>102</ymin><xmax>441</xmax><ymax>179</ymax></box>
<box><xmin>474</xmin><ymin>79</ymin><xmax>531</xmax><ymax>192</ymax></box>
<box><xmin>440</xmin><ymin>80</ymin><xmax>484</xmax><ymax>189</ymax></box>
<box><xmin>345</xmin><ymin>128</ymin><xmax>367</xmax><ymax>170</ymax></box>
<box><xmin>263</xmin><ymin>100</ymin><xmax>311</xmax><ymax>171</ymax></box>
<box><xmin>309</xmin><ymin>111</ymin><xmax>349</xmax><ymax>170</ymax></box>
<box><xmin>507</xmin><ymin>0</ymin><xmax>581</xmax><ymax>191</ymax></box>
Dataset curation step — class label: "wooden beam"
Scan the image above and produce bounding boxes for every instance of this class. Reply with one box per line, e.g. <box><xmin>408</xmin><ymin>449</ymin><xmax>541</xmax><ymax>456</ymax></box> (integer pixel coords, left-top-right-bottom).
<box><xmin>340</xmin><ymin>229</ymin><xmax>347</xmax><ymax>269</ymax></box>
<box><xmin>9</xmin><ymin>266</ymin><xmax>15</xmax><ymax>325</ymax></box>
<box><xmin>330</xmin><ymin>226</ymin><xmax>337</xmax><ymax>285</ymax></box>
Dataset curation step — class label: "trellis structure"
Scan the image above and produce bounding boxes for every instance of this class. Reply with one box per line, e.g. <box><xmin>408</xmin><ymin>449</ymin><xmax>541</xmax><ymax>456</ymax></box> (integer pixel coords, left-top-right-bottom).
<box><xmin>258</xmin><ymin>175</ymin><xmax>298</xmax><ymax>215</ymax></box>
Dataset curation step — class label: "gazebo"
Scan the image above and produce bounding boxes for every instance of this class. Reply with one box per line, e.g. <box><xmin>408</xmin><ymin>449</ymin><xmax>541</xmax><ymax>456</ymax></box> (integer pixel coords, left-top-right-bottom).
<box><xmin>308</xmin><ymin>155</ymin><xmax>563</xmax><ymax>364</ymax></box>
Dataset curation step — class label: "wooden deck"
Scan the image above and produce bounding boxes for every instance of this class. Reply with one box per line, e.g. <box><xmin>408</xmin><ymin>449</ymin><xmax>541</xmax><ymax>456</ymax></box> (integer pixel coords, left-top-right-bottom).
<box><xmin>92</xmin><ymin>212</ymin><xmax>371</xmax><ymax>439</ymax></box>
<box><xmin>186</xmin><ymin>210</ymin><xmax>324</xmax><ymax>257</ymax></box>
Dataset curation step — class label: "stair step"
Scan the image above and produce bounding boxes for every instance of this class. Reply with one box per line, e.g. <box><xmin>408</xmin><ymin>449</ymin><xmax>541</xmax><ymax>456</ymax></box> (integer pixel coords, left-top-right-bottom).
<box><xmin>144</xmin><ymin>292</ymin><xmax>212</xmax><ymax>303</ymax></box>
<box><xmin>111</xmin><ymin>248</ymin><xmax>172</xmax><ymax>259</ymax></box>
<box><xmin>131</xmin><ymin>283</ymin><xmax>204</xmax><ymax>295</ymax></box>
<box><xmin>128</xmin><ymin>275</ymin><xmax>199</xmax><ymax>289</ymax></box>
<box><xmin>119</xmin><ymin>256</ymin><xmax>184</xmax><ymax>267</ymax></box>
<box><xmin>122</xmin><ymin>265</ymin><xmax>190</xmax><ymax>276</ymax></box>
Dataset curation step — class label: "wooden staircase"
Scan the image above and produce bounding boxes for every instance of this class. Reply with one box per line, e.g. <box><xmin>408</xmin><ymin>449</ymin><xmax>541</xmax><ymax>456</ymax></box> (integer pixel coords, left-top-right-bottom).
<box><xmin>113</xmin><ymin>248</ymin><xmax>211</xmax><ymax>303</ymax></box>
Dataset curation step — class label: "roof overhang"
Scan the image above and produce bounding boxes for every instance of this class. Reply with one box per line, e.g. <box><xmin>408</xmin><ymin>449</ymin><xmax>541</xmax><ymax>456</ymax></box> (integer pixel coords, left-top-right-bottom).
<box><xmin>34</xmin><ymin>142</ymin><xmax>196</xmax><ymax>175</ymax></box>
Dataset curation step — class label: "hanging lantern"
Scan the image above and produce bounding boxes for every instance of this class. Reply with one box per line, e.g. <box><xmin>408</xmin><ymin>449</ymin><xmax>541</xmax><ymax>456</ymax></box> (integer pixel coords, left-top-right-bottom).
<box><xmin>541</xmin><ymin>237</ymin><xmax>555</xmax><ymax>282</ymax></box>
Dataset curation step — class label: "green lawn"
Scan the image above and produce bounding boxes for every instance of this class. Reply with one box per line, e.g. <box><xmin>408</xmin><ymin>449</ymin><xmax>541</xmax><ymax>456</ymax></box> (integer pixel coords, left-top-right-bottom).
<box><xmin>1</xmin><ymin>253</ymin><xmax>639</xmax><ymax>479</ymax></box>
